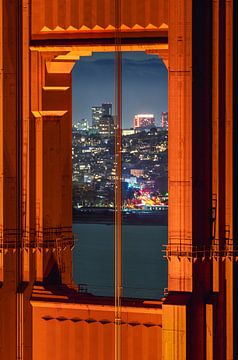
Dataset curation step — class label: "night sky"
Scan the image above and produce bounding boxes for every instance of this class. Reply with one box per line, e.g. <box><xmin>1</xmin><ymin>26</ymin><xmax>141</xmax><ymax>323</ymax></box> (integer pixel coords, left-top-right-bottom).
<box><xmin>72</xmin><ymin>52</ymin><xmax>168</xmax><ymax>128</ymax></box>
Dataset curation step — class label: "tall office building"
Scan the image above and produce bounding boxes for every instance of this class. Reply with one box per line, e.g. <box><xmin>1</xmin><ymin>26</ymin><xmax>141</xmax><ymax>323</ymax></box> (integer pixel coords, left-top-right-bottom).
<box><xmin>74</xmin><ymin>118</ymin><xmax>89</xmax><ymax>131</ymax></box>
<box><xmin>92</xmin><ymin>103</ymin><xmax>112</xmax><ymax>131</ymax></box>
<box><xmin>161</xmin><ymin>112</ymin><xmax>168</xmax><ymax>129</ymax></box>
<box><xmin>133</xmin><ymin>114</ymin><xmax>155</xmax><ymax>129</ymax></box>
<box><xmin>102</xmin><ymin>102</ymin><xmax>112</xmax><ymax>116</ymax></box>
<box><xmin>92</xmin><ymin>106</ymin><xmax>104</xmax><ymax>129</ymax></box>
<box><xmin>98</xmin><ymin>114</ymin><xmax>114</xmax><ymax>136</ymax></box>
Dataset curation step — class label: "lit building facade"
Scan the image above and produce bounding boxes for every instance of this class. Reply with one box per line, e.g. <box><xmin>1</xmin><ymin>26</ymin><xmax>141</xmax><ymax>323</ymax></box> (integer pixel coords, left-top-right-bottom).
<box><xmin>131</xmin><ymin>169</ymin><xmax>145</xmax><ymax>177</ymax></box>
<box><xmin>134</xmin><ymin>114</ymin><xmax>155</xmax><ymax>129</ymax></box>
<box><xmin>98</xmin><ymin>114</ymin><xmax>114</xmax><ymax>136</ymax></box>
<box><xmin>161</xmin><ymin>111</ymin><xmax>168</xmax><ymax>129</ymax></box>
<box><xmin>74</xmin><ymin>118</ymin><xmax>89</xmax><ymax>131</ymax></box>
<box><xmin>92</xmin><ymin>103</ymin><xmax>112</xmax><ymax>131</ymax></box>
<box><xmin>102</xmin><ymin>102</ymin><xmax>112</xmax><ymax>116</ymax></box>
<box><xmin>122</xmin><ymin>128</ymin><xmax>135</xmax><ymax>136</ymax></box>
<box><xmin>92</xmin><ymin>106</ymin><xmax>104</xmax><ymax>129</ymax></box>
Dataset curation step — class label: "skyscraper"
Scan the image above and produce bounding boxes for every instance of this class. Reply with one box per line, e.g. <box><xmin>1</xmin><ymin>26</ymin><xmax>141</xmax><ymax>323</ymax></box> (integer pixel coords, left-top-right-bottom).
<box><xmin>74</xmin><ymin>118</ymin><xmax>89</xmax><ymax>131</ymax></box>
<box><xmin>102</xmin><ymin>102</ymin><xmax>112</xmax><ymax>116</ymax></box>
<box><xmin>92</xmin><ymin>103</ymin><xmax>112</xmax><ymax>131</ymax></box>
<box><xmin>98</xmin><ymin>114</ymin><xmax>114</xmax><ymax>136</ymax></box>
<box><xmin>161</xmin><ymin>112</ymin><xmax>168</xmax><ymax>129</ymax></box>
<box><xmin>92</xmin><ymin>106</ymin><xmax>104</xmax><ymax>129</ymax></box>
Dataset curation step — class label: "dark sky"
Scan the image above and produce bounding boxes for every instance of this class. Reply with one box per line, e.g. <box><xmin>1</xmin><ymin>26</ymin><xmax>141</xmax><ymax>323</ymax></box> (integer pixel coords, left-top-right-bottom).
<box><xmin>72</xmin><ymin>52</ymin><xmax>168</xmax><ymax>128</ymax></box>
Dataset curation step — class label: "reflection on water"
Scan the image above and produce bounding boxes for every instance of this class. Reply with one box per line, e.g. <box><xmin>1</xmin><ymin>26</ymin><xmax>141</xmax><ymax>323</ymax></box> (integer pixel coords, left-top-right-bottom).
<box><xmin>73</xmin><ymin>224</ymin><xmax>167</xmax><ymax>299</ymax></box>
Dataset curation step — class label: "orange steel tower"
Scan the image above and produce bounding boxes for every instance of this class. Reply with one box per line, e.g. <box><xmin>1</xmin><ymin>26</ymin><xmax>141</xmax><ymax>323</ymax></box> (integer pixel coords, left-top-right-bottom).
<box><xmin>0</xmin><ymin>0</ymin><xmax>236</xmax><ymax>359</ymax></box>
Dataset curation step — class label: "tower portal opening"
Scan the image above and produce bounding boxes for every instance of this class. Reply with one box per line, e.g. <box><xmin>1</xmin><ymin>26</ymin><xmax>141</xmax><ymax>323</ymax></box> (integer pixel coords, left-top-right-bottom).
<box><xmin>72</xmin><ymin>51</ymin><xmax>168</xmax><ymax>299</ymax></box>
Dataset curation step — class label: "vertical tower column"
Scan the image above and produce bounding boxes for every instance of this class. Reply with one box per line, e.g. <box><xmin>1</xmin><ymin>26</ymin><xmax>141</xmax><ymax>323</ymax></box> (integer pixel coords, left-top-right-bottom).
<box><xmin>22</xmin><ymin>0</ymin><xmax>32</xmax><ymax>286</ymax></box>
<box><xmin>211</xmin><ymin>1</ymin><xmax>226</xmax><ymax>358</ymax></box>
<box><xmin>233</xmin><ymin>0</ymin><xmax>238</xmax><ymax>357</ymax></box>
<box><xmin>167</xmin><ymin>0</ymin><xmax>193</xmax><ymax>293</ymax></box>
<box><xmin>31</xmin><ymin>53</ymin><xmax>75</xmax><ymax>285</ymax></box>
<box><xmin>225</xmin><ymin>1</ymin><xmax>233</xmax><ymax>358</ymax></box>
<box><xmin>0</xmin><ymin>1</ymin><xmax>22</xmax><ymax>359</ymax></box>
<box><xmin>163</xmin><ymin>1</ymin><xmax>213</xmax><ymax>359</ymax></box>
<box><xmin>209</xmin><ymin>1</ymin><xmax>233</xmax><ymax>358</ymax></box>
<box><xmin>163</xmin><ymin>2</ymin><xmax>193</xmax><ymax>357</ymax></box>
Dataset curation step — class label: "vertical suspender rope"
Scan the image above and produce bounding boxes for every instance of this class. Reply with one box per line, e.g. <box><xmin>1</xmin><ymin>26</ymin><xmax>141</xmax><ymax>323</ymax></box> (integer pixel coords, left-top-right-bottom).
<box><xmin>114</xmin><ymin>0</ymin><xmax>122</xmax><ymax>359</ymax></box>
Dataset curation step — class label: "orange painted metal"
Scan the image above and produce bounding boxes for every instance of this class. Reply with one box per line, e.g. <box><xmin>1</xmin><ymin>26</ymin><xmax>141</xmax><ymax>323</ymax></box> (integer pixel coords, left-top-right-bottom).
<box><xmin>168</xmin><ymin>0</ymin><xmax>193</xmax><ymax>293</ymax></box>
<box><xmin>30</xmin><ymin>0</ymin><xmax>168</xmax><ymax>38</ymax></box>
<box><xmin>31</xmin><ymin>288</ymin><xmax>162</xmax><ymax>360</ymax></box>
<box><xmin>225</xmin><ymin>0</ymin><xmax>234</xmax><ymax>357</ymax></box>
<box><xmin>0</xmin><ymin>1</ymin><xmax>235</xmax><ymax>359</ymax></box>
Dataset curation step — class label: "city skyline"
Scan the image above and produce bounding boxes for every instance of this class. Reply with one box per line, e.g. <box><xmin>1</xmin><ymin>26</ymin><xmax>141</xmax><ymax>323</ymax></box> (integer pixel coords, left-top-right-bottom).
<box><xmin>72</xmin><ymin>52</ymin><xmax>168</xmax><ymax>128</ymax></box>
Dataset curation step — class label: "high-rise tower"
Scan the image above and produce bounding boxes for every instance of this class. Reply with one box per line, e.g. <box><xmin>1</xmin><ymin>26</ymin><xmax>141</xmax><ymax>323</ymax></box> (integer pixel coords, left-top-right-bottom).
<box><xmin>161</xmin><ymin>112</ymin><xmax>168</xmax><ymax>129</ymax></box>
<box><xmin>92</xmin><ymin>106</ymin><xmax>104</xmax><ymax>129</ymax></box>
<box><xmin>102</xmin><ymin>102</ymin><xmax>112</xmax><ymax>116</ymax></box>
<box><xmin>92</xmin><ymin>103</ymin><xmax>112</xmax><ymax>130</ymax></box>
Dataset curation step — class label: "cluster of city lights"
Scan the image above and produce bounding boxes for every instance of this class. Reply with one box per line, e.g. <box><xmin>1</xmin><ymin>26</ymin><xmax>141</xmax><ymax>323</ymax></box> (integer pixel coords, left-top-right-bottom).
<box><xmin>124</xmin><ymin>188</ymin><xmax>167</xmax><ymax>209</ymax></box>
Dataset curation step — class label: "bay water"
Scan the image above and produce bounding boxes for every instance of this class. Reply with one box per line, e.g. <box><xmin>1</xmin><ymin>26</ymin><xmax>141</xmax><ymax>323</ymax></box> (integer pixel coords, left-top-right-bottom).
<box><xmin>73</xmin><ymin>224</ymin><xmax>168</xmax><ymax>300</ymax></box>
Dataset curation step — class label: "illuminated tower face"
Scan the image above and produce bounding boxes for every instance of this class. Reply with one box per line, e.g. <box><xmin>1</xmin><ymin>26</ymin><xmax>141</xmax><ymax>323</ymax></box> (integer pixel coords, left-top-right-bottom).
<box><xmin>102</xmin><ymin>103</ymin><xmax>112</xmax><ymax>116</ymax></box>
<box><xmin>133</xmin><ymin>114</ymin><xmax>155</xmax><ymax>129</ymax></box>
<box><xmin>161</xmin><ymin>112</ymin><xmax>168</xmax><ymax>129</ymax></box>
<box><xmin>92</xmin><ymin>106</ymin><xmax>104</xmax><ymax>130</ymax></box>
<box><xmin>92</xmin><ymin>103</ymin><xmax>112</xmax><ymax>131</ymax></box>
<box><xmin>98</xmin><ymin>115</ymin><xmax>114</xmax><ymax>136</ymax></box>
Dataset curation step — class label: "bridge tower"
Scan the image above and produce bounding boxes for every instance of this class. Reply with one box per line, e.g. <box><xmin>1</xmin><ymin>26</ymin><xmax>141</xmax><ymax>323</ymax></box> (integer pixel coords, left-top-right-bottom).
<box><xmin>0</xmin><ymin>0</ymin><xmax>235</xmax><ymax>359</ymax></box>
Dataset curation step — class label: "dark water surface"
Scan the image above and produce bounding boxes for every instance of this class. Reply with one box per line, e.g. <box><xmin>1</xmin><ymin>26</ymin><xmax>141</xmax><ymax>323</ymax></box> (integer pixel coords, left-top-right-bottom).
<box><xmin>73</xmin><ymin>224</ymin><xmax>168</xmax><ymax>299</ymax></box>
